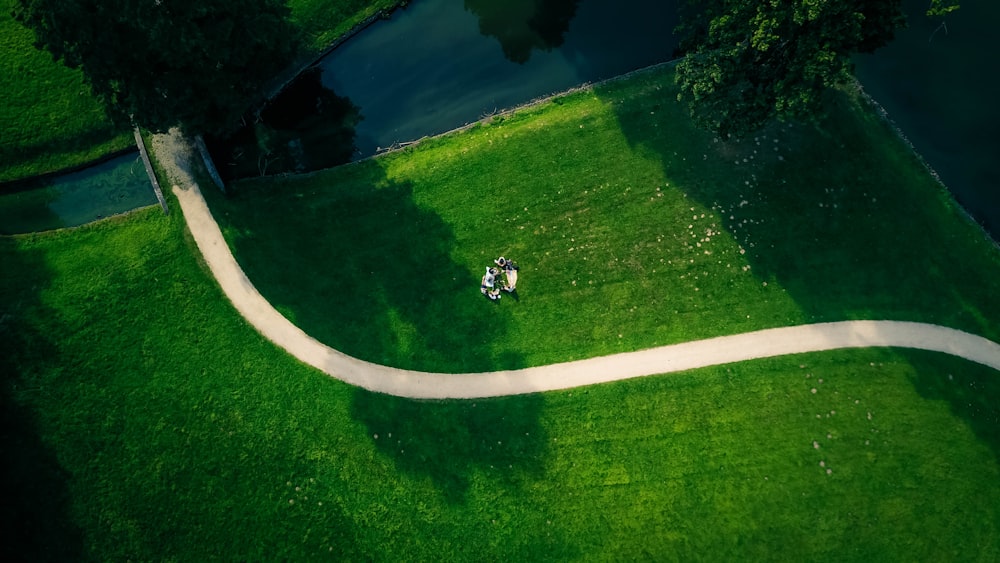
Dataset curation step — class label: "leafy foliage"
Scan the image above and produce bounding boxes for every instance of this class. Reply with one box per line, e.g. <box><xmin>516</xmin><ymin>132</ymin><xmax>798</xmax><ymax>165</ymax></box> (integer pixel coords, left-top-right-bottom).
<box><xmin>927</xmin><ymin>0</ymin><xmax>960</xmax><ymax>18</ymax></box>
<box><xmin>674</xmin><ymin>0</ymin><xmax>904</xmax><ymax>137</ymax></box>
<box><xmin>13</xmin><ymin>0</ymin><xmax>301</xmax><ymax>135</ymax></box>
<box><xmin>0</xmin><ymin>0</ymin><xmax>133</xmax><ymax>182</ymax></box>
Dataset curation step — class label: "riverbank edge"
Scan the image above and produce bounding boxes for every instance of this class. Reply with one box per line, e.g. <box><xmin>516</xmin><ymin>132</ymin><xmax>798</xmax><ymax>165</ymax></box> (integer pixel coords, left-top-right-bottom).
<box><xmin>258</xmin><ymin>59</ymin><xmax>681</xmax><ymax>184</ymax></box>
<box><xmin>852</xmin><ymin>79</ymin><xmax>999</xmax><ymax>249</ymax></box>
<box><xmin>248</xmin><ymin>60</ymin><xmax>998</xmax><ymax>251</ymax></box>
<box><xmin>259</xmin><ymin>1</ymin><xmax>409</xmax><ymax>110</ymax></box>
<box><xmin>0</xmin><ymin>144</ymin><xmax>138</xmax><ymax>194</ymax></box>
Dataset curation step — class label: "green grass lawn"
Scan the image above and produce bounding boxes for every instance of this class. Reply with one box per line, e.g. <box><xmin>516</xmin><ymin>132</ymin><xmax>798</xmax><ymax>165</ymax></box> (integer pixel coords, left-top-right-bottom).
<box><xmin>3</xmin><ymin>63</ymin><xmax>999</xmax><ymax>560</ymax></box>
<box><xmin>0</xmin><ymin>0</ymin><xmax>132</xmax><ymax>183</ymax></box>
<box><xmin>288</xmin><ymin>0</ymin><xmax>401</xmax><ymax>52</ymax></box>
<box><xmin>205</xmin><ymin>65</ymin><xmax>1000</xmax><ymax>373</ymax></box>
<box><xmin>2</xmin><ymin>204</ymin><xmax>998</xmax><ymax>560</ymax></box>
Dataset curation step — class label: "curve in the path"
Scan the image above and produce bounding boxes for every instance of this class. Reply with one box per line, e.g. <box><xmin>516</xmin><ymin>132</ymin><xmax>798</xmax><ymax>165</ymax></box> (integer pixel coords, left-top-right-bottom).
<box><xmin>172</xmin><ymin>181</ymin><xmax>1000</xmax><ymax>400</ymax></box>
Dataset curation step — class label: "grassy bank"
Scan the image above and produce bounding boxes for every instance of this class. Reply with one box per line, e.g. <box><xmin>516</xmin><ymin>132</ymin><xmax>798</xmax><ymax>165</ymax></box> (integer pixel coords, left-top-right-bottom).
<box><xmin>289</xmin><ymin>0</ymin><xmax>401</xmax><ymax>53</ymax></box>
<box><xmin>3</xmin><ymin>53</ymin><xmax>999</xmax><ymax>560</ymax></box>
<box><xmin>0</xmin><ymin>0</ymin><xmax>132</xmax><ymax>183</ymax></box>
<box><xmin>206</xmin><ymin>65</ymin><xmax>1000</xmax><ymax>373</ymax></box>
<box><xmin>2</xmin><ymin>205</ymin><xmax>998</xmax><ymax>560</ymax></box>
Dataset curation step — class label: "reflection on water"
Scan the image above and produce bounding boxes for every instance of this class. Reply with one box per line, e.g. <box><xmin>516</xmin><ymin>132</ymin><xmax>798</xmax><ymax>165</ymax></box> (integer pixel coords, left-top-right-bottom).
<box><xmin>0</xmin><ymin>153</ymin><xmax>156</xmax><ymax>235</ymax></box>
<box><xmin>464</xmin><ymin>0</ymin><xmax>581</xmax><ymax>64</ymax></box>
<box><xmin>216</xmin><ymin>0</ymin><xmax>675</xmax><ymax>179</ymax></box>
<box><xmin>207</xmin><ymin>67</ymin><xmax>360</xmax><ymax>180</ymax></box>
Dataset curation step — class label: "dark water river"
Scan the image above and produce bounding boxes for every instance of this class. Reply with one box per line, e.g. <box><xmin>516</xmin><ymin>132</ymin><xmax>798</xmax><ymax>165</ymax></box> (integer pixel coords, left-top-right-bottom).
<box><xmin>212</xmin><ymin>0</ymin><xmax>996</xmax><ymax>242</ymax></box>
<box><xmin>319</xmin><ymin>0</ymin><xmax>676</xmax><ymax>156</ymax></box>
<box><xmin>208</xmin><ymin>0</ymin><xmax>677</xmax><ymax>177</ymax></box>
<box><xmin>0</xmin><ymin>151</ymin><xmax>156</xmax><ymax>235</ymax></box>
<box><xmin>853</xmin><ymin>0</ymin><xmax>999</xmax><ymax>238</ymax></box>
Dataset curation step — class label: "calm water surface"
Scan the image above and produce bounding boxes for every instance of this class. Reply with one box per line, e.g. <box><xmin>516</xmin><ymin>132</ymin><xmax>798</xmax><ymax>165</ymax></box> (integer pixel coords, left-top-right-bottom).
<box><xmin>209</xmin><ymin>0</ymin><xmax>677</xmax><ymax>176</ymax></box>
<box><xmin>0</xmin><ymin>152</ymin><xmax>156</xmax><ymax>235</ymax></box>
<box><xmin>854</xmin><ymin>0</ymin><xmax>999</xmax><ymax>237</ymax></box>
<box><xmin>319</xmin><ymin>0</ymin><xmax>677</xmax><ymax>156</ymax></box>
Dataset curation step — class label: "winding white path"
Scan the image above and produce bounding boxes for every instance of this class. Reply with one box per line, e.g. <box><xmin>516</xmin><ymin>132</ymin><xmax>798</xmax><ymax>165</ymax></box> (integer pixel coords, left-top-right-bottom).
<box><xmin>165</xmin><ymin>141</ymin><xmax>1000</xmax><ymax>399</ymax></box>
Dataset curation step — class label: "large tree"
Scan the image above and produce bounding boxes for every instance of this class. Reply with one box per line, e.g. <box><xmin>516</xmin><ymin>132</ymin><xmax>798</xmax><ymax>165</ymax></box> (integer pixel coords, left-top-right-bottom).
<box><xmin>674</xmin><ymin>0</ymin><xmax>905</xmax><ymax>137</ymax></box>
<box><xmin>13</xmin><ymin>0</ymin><xmax>301</xmax><ymax>135</ymax></box>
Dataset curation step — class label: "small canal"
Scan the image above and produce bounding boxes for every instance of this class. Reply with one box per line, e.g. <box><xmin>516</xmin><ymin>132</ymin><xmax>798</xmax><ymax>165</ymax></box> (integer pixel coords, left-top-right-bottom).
<box><xmin>0</xmin><ymin>151</ymin><xmax>157</xmax><ymax>235</ymax></box>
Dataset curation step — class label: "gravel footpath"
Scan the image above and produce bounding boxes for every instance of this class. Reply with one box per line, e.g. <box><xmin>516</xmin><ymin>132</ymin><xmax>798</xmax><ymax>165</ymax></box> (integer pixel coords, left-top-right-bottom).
<box><xmin>156</xmin><ymin>130</ymin><xmax>1000</xmax><ymax>399</ymax></box>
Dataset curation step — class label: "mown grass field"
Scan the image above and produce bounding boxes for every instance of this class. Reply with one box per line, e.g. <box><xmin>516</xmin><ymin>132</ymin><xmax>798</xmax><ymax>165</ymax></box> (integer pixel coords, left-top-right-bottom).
<box><xmin>2</xmin><ymin>208</ymin><xmax>998</xmax><ymax>560</ymax></box>
<box><xmin>207</xmin><ymin>65</ymin><xmax>1000</xmax><ymax>373</ymax></box>
<box><xmin>2</xmin><ymin>66</ymin><xmax>999</xmax><ymax>560</ymax></box>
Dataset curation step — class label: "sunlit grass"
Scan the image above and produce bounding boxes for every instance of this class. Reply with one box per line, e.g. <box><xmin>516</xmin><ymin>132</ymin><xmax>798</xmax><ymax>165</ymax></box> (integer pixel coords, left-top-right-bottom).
<box><xmin>0</xmin><ymin>0</ymin><xmax>393</xmax><ymax>183</ymax></box>
<box><xmin>2</xmin><ymin>59</ymin><xmax>999</xmax><ymax>562</ymax></box>
<box><xmin>206</xmin><ymin>65</ymin><xmax>1000</xmax><ymax>373</ymax></box>
<box><xmin>2</xmin><ymin>210</ymin><xmax>998</xmax><ymax>559</ymax></box>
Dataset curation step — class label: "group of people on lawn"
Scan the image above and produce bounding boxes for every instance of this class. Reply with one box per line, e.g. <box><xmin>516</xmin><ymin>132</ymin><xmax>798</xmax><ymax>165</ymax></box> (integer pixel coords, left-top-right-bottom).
<box><xmin>481</xmin><ymin>256</ymin><xmax>518</xmax><ymax>301</ymax></box>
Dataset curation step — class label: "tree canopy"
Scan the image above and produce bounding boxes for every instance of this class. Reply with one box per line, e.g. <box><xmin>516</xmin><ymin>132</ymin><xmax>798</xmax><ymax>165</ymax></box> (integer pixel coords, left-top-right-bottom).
<box><xmin>926</xmin><ymin>0</ymin><xmax>960</xmax><ymax>18</ymax></box>
<box><xmin>13</xmin><ymin>0</ymin><xmax>301</xmax><ymax>135</ymax></box>
<box><xmin>674</xmin><ymin>0</ymin><xmax>906</xmax><ymax>137</ymax></box>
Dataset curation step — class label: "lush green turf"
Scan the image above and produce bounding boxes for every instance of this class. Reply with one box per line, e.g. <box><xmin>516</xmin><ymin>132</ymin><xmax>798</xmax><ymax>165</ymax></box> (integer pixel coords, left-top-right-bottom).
<box><xmin>3</xmin><ymin>52</ymin><xmax>999</xmax><ymax>561</ymax></box>
<box><xmin>2</xmin><ymin>205</ymin><xmax>998</xmax><ymax>560</ymax></box>
<box><xmin>0</xmin><ymin>0</ymin><xmax>132</xmax><ymax>183</ymax></box>
<box><xmin>206</xmin><ymin>65</ymin><xmax>1000</xmax><ymax>373</ymax></box>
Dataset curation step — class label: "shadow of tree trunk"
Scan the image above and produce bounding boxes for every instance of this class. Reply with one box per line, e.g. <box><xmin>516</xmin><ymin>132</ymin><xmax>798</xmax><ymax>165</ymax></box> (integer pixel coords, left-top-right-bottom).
<box><xmin>0</xmin><ymin>237</ymin><xmax>84</xmax><ymax>561</ymax></box>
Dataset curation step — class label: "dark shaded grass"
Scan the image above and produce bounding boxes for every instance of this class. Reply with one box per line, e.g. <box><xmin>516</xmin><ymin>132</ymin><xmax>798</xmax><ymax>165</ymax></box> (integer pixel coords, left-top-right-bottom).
<box><xmin>0</xmin><ymin>0</ymin><xmax>392</xmax><ymax>183</ymax></box>
<box><xmin>288</xmin><ymin>0</ymin><xmax>401</xmax><ymax>52</ymax></box>
<box><xmin>207</xmin><ymin>66</ymin><xmax>1000</xmax><ymax>374</ymax></box>
<box><xmin>0</xmin><ymin>0</ymin><xmax>131</xmax><ymax>182</ymax></box>
<box><xmin>0</xmin><ymin>236</ymin><xmax>84</xmax><ymax>562</ymax></box>
<box><xmin>602</xmin><ymin>72</ymin><xmax>999</xmax><ymax>334</ymax></box>
<box><xmin>1</xmin><ymin>209</ymin><xmax>998</xmax><ymax>559</ymax></box>
<box><xmin>206</xmin><ymin>163</ymin><xmax>516</xmax><ymax>372</ymax></box>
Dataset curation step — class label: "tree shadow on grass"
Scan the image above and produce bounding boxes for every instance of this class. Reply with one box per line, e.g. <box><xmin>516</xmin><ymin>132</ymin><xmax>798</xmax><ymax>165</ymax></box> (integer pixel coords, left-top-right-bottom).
<box><xmin>351</xmin><ymin>390</ymin><xmax>548</xmax><ymax>505</ymax></box>
<box><xmin>600</xmin><ymin>68</ymin><xmax>999</xmax><ymax>332</ymax></box>
<box><xmin>0</xmin><ymin>123</ymin><xmax>129</xmax><ymax>184</ymax></box>
<box><xmin>219</xmin><ymin>160</ymin><xmax>554</xmax><ymax>498</ymax></box>
<box><xmin>215</xmin><ymin>161</ymin><xmax>550</xmax><ymax>503</ymax></box>
<box><xmin>901</xmin><ymin>349</ymin><xmax>1000</xmax><ymax>465</ymax></box>
<box><xmin>597</xmin><ymin>66</ymin><xmax>1000</xmax><ymax>458</ymax></box>
<box><xmin>0</xmin><ymin>237</ymin><xmax>83</xmax><ymax>562</ymax></box>
<box><xmin>223</xmin><ymin>160</ymin><xmax>523</xmax><ymax>373</ymax></box>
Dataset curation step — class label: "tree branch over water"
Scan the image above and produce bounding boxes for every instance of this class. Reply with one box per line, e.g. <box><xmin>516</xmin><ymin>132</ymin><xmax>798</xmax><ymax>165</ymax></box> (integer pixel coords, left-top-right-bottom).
<box><xmin>673</xmin><ymin>0</ymin><xmax>905</xmax><ymax>138</ymax></box>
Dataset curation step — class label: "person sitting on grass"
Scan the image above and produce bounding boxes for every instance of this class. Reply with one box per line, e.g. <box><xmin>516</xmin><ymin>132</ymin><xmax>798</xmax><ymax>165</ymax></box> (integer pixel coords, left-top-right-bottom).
<box><xmin>481</xmin><ymin>267</ymin><xmax>501</xmax><ymax>301</ymax></box>
<box><xmin>494</xmin><ymin>256</ymin><xmax>518</xmax><ymax>292</ymax></box>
